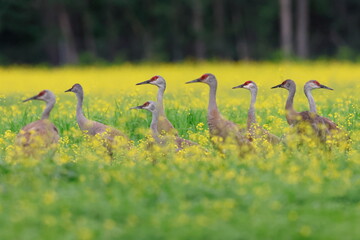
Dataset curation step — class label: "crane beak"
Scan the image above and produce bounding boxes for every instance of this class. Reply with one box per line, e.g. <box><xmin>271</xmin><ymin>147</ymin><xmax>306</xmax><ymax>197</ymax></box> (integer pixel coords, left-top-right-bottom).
<box><xmin>319</xmin><ymin>84</ymin><xmax>333</xmax><ymax>90</ymax></box>
<box><xmin>136</xmin><ymin>80</ymin><xmax>152</xmax><ymax>85</ymax></box>
<box><xmin>186</xmin><ymin>79</ymin><xmax>201</xmax><ymax>84</ymax></box>
<box><xmin>232</xmin><ymin>84</ymin><xmax>245</xmax><ymax>89</ymax></box>
<box><xmin>130</xmin><ymin>105</ymin><xmax>142</xmax><ymax>110</ymax></box>
<box><xmin>23</xmin><ymin>95</ymin><xmax>38</xmax><ymax>102</ymax></box>
<box><xmin>64</xmin><ymin>88</ymin><xmax>72</xmax><ymax>92</ymax></box>
<box><xmin>271</xmin><ymin>84</ymin><xmax>282</xmax><ymax>89</ymax></box>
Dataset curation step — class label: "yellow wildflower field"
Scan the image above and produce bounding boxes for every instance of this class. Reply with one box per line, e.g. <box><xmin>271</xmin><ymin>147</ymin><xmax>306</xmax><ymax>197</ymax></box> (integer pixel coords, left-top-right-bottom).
<box><xmin>0</xmin><ymin>62</ymin><xmax>359</xmax><ymax>239</ymax></box>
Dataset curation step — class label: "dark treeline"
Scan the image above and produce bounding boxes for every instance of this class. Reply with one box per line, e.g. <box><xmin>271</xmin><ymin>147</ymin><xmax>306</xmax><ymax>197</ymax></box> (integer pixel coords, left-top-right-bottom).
<box><xmin>0</xmin><ymin>0</ymin><xmax>359</xmax><ymax>65</ymax></box>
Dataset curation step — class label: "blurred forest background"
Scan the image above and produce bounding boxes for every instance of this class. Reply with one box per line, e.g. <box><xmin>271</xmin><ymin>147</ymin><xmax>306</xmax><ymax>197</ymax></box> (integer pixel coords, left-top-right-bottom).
<box><xmin>0</xmin><ymin>0</ymin><xmax>359</xmax><ymax>65</ymax></box>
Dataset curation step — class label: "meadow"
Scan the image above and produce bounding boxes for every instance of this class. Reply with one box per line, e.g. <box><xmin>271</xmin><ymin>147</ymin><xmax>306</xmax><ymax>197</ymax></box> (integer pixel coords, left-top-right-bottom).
<box><xmin>0</xmin><ymin>62</ymin><xmax>359</xmax><ymax>239</ymax></box>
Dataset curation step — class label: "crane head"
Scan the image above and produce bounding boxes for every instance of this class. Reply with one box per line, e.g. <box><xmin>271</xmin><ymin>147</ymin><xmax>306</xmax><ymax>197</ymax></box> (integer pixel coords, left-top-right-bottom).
<box><xmin>233</xmin><ymin>80</ymin><xmax>256</xmax><ymax>90</ymax></box>
<box><xmin>23</xmin><ymin>90</ymin><xmax>55</xmax><ymax>103</ymax></box>
<box><xmin>271</xmin><ymin>79</ymin><xmax>295</xmax><ymax>90</ymax></box>
<box><xmin>305</xmin><ymin>80</ymin><xmax>333</xmax><ymax>90</ymax></box>
<box><xmin>136</xmin><ymin>75</ymin><xmax>166</xmax><ymax>89</ymax></box>
<box><xmin>65</xmin><ymin>83</ymin><xmax>83</xmax><ymax>93</ymax></box>
<box><xmin>130</xmin><ymin>101</ymin><xmax>157</xmax><ymax>112</ymax></box>
<box><xmin>186</xmin><ymin>73</ymin><xmax>216</xmax><ymax>85</ymax></box>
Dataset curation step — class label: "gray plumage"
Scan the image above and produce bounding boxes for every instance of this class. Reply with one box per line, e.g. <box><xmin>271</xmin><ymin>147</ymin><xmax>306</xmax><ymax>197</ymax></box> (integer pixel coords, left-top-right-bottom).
<box><xmin>186</xmin><ymin>74</ymin><xmax>251</xmax><ymax>148</ymax></box>
<box><xmin>272</xmin><ymin>79</ymin><xmax>341</xmax><ymax>141</ymax></box>
<box><xmin>131</xmin><ymin>101</ymin><xmax>196</xmax><ymax>151</ymax></box>
<box><xmin>304</xmin><ymin>80</ymin><xmax>333</xmax><ymax>113</ymax></box>
<box><xmin>65</xmin><ymin>84</ymin><xmax>129</xmax><ymax>144</ymax></box>
<box><xmin>136</xmin><ymin>75</ymin><xmax>178</xmax><ymax>136</ymax></box>
<box><xmin>233</xmin><ymin>81</ymin><xmax>280</xmax><ymax>144</ymax></box>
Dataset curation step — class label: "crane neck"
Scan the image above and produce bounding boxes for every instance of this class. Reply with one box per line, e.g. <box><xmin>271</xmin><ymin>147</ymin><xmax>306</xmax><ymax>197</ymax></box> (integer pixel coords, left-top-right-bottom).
<box><xmin>41</xmin><ymin>98</ymin><xmax>56</xmax><ymax>120</ymax></box>
<box><xmin>150</xmin><ymin>109</ymin><xmax>161</xmax><ymax>143</ymax></box>
<box><xmin>304</xmin><ymin>86</ymin><xmax>317</xmax><ymax>113</ymax></box>
<box><xmin>75</xmin><ymin>90</ymin><xmax>88</xmax><ymax>125</ymax></box>
<box><xmin>247</xmin><ymin>88</ymin><xmax>257</xmax><ymax>129</ymax></box>
<box><xmin>157</xmin><ymin>86</ymin><xmax>166</xmax><ymax>116</ymax></box>
<box><xmin>208</xmin><ymin>82</ymin><xmax>219</xmax><ymax>116</ymax></box>
<box><xmin>286</xmin><ymin>85</ymin><xmax>297</xmax><ymax>114</ymax></box>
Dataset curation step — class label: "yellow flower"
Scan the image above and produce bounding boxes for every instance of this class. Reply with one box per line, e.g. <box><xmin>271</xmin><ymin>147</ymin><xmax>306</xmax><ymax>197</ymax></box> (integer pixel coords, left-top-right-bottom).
<box><xmin>43</xmin><ymin>191</ymin><xmax>57</xmax><ymax>205</ymax></box>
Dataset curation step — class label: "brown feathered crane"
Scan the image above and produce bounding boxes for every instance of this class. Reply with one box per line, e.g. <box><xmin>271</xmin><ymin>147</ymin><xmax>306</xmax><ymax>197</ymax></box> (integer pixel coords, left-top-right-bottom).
<box><xmin>16</xmin><ymin>90</ymin><xmax>59</xmax><ymax>148</ymax></box>
<box><xmin>303</xmin><ymin>80</ymin><xmax>333</xmax><ymax>113</ymax></box>
<box><xmin>233</xmin><ymin>81</ymin><xmax>280</xmax><ymax>144</ymax></box>
<box><xmin>186</xmin><ymin>73</ymin><xmax>250</xmax><ymax>149</ymax></box>
<box><xmin>136</xmin><ymin>75</ymin><xmax>178</xmax><ymax>136</ymax></box>
<box><xmin>131</xmin><ymin>101</ymin><xmax>196</xmax><ymax>151</ymax></box>
<box><xmin>65</xmin><ymin>84</ymin><xmax>129</xmax><ymax>148</ymax></box>
<box><xmin>272</xmin><ymin>79</ymin><xmax>340</xmax><ymax>141</ymax></box>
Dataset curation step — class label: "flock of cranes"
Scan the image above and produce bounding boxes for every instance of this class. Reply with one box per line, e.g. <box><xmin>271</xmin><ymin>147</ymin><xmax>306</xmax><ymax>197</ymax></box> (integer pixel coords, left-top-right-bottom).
<box><xmin>15</xmin><ymin>73</ymin><xmax>344</xmax><ymax>155</ymax></box>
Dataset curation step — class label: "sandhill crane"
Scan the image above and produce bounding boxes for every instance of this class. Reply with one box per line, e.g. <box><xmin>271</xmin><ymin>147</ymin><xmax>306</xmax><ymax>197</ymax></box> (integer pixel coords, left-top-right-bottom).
<box><xmin>186</xmin><ymin>74</ymin><xmax>250</xmax><ymax>150</ymax></box>
<box><xmin>304</xmin><ymin>80</ymin><xmax>333</xmax><ymax>113</ymax></box>
<box><xmin>136</xmin><ymin>76</ymin><xmax>178</xmax><ymax>136</ymax></box>
<box><xmin>65</xmin><ymin>84</ymin><xmax>129</xmax><ymax>148</ymax></box>
<box><xmin>16</xmin><ymin>90</ymin><xmax>59</xmax><ymax>149</ymax></box>
<box><xmin>271</xmin><ymin>79</ymin><xmax>340</xmax><ymax>141</ymax></box>
<box><xmin>131</xmin><ymin>101</ymin><xmax>196</xmax><ymax>151</ymax></box>
<box><xmin>233</xmin><ymin>81</ymin><xmax>280</xmax><ymax>144</ymax></box>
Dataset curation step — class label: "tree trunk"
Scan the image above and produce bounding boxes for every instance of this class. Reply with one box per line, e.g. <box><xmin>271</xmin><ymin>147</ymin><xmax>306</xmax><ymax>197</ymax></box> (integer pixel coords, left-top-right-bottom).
<box><xmin>83</xmin><ymin>0</ymin><xmax>97</xmax><ymax>57</ymax></box>
<box><xmin>143</xmin><ymin>31</ymin><xmax>154</xmax><ymax>60</ymax></box>
<box><xmin>58</xmin><ymin>4</ymin><xmax>78</xmax><ymax>64</ymax></box>
<box><xmin>279</xmin><ymin>0</ymin><xmax>293</xmax><ymax>58</ymax></box>
<box><xmin>193</xmin><ymin>0</ymin><xmax>205</xmax><ymax>60</ymax></box>
<box><xmin>236</xmin><ymin>39</ymin><xmax>250</xmax><ymax>60</ymax></box>
<box><xmin>39</xmin><ymin>0</ymin><xmax>59</xmax><ymax>65</ymax></box>
<box><xmin>296</xmin><ymin>0</ymin><xmax>309</xmax><ymax>58</ymax></box>
<box><xmin>230</xmin><ymin>6</ymin><xmax>250</xmax><ymax>60</ymax></box>
<box><xmin>105</xmin><ymin>3</ymin><xmax>119</xmax><ymax>60</ymax></box>
<box><xmin>170</xmin><ymin>0</ymin><xmax>182</xmax><ymax>61</ymax></box>
<box><xmin>213</xmin><ymin>0</ymin><xmax>225</xmax><ymax>58</ymax></box>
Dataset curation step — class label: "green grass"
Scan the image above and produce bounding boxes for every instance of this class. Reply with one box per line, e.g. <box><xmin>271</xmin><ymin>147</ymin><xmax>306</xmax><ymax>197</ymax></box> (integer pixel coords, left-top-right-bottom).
<box><xmin>0</xmin><ymin>91</ymin><xmax>359</xmax><ymax>240</ymax></box>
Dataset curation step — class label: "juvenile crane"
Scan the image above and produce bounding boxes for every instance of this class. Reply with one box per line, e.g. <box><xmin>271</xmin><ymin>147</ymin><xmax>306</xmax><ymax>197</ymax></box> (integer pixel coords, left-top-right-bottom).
<box><xmin>233</xmin><ymin>81</ymin><xmax>280</xmax><ymax>144</ymax></box>
<box><xmin>65</xmin><ymin>84</ymin><xmax>129</xmax><ymax>145</ymax></box>
<box><xmin>131</xmin><ymin>101</ymin><xmax>196</xmax><ymax>151</ymax></box>
<box><xmin>16</xmin><ymin>90</ymin><xmax>59</xmax><ymax>148</ymax></box>
<box><xmin>271</xmin><ymin>79</ymin><xmax>339</xmax><ymax>140</ymax></box>
<box><xmin>304</xmin><ymin>80</ymin><xmax>333</xmax><ymax>113</ymax></box>
<box><xmin>136</xmin><ymin>76</ymin><xmax>178</xmax><ymax>136</ymax></box>
<box><xmin>186</xmin><ymin>74</ymin><xmax>250</xmax><ymax>148</ymax></box>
